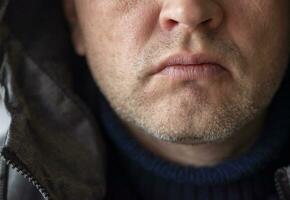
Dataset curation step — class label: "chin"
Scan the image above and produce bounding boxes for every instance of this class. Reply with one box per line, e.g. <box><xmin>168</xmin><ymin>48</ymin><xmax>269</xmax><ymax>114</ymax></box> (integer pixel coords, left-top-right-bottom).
<box><xmin>138</xmin><ymin>115</ymin><xmax>236</xmax><ymax>145</ymax></box>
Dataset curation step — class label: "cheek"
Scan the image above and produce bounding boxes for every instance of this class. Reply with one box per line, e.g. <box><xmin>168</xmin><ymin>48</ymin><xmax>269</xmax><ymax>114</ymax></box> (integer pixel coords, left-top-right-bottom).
<box><xmin>78</xmin><ymin>1</ymin><xmax>159</xmax><ymax>70</ymax></box>
<box><xmin>107</xmin><ymin>3</ymin><xmax>160</xmax><ymax>59</ymax></box>
<box><xmin>225</xmin><ymin>0</ymin><xmax>290</xmax><ymax>78</ymax></box>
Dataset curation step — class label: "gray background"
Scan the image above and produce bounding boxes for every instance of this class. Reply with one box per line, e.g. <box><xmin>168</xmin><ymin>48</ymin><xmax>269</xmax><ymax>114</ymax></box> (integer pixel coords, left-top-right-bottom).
<box><xmin>0</xmin><ymin>86</ymin><xmax>11</xmax><ymax>136</ymax></box>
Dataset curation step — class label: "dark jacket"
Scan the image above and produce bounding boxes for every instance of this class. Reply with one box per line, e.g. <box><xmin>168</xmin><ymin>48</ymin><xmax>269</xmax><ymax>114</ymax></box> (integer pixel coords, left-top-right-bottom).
<box><xmin>0</xmin><ymin>1</ymin><xmax>289</xmax><ymax>200</ymax></box>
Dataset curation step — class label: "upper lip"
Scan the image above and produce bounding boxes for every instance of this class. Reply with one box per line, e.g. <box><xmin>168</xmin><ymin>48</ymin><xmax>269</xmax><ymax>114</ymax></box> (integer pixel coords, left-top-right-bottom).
<box><xmin>151</xmin><ymin>52</ymin><xmax>226</xmax><ymax>75</ymax></box>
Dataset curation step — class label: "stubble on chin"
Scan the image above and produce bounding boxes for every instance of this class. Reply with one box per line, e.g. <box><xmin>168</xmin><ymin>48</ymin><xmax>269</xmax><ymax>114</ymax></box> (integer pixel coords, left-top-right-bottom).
<box><xmin>110</xmin><ymin>84</ymin><xmax>263</xmax><ymax>145</ymax></box>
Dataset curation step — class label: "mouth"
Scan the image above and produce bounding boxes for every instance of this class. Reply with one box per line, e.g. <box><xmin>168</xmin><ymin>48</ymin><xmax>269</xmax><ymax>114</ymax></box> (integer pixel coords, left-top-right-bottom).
<box><xmin>151</xmin><ymin>51</ymin><xmax>228</xmax><ymax>81</ymax></box>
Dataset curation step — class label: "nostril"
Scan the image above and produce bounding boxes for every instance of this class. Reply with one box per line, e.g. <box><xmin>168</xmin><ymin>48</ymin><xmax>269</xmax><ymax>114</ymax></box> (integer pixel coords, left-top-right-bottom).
<box><xmin>202</xmin><ymin>18</ymin><xmax>212</xmax><ymax>25</ymax></box>
<box><xmin>168</xmin><ymin>19</ymin><xmax>178</xmax><ymax>24</ymax></box>
<box><xmin>166</xmin><ymin>19</ymin><xmax>178</xmax><ymax>30</ymax></box>
<box><xmin>159</xmin><ymin>1</ymin><xmax>224</xmax><ymax>33</ymax></box>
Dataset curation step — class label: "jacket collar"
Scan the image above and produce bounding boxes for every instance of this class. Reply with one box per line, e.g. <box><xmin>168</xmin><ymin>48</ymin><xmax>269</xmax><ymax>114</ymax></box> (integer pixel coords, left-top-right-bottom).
<box><xmin>0</xmin><ymin>21</ymin><xmax>106</xmax><ymax>200</ymax></box>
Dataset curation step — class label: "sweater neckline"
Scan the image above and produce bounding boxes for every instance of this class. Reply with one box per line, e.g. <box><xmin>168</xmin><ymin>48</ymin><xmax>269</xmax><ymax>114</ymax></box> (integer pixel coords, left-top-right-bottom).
<box><xmin>97</xmin><ymin>74</ymin><xmax>290</xmax><ymax>186</ymax></box>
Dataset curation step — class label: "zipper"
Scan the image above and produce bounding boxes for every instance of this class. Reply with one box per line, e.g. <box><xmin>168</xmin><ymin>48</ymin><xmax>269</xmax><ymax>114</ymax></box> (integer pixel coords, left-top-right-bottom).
<box><xmin>276</xmin><ymin>178</ymin><xmax>287</xmax><ymax>200</ymax></box>
<box><xmin>275</xmin><ymin>167</ymin><xmax>290</xmax><ymax>200</ymax></box>
<box><xmin>1</xmin><ymin>148</ymin><xmax>50</xmax><ymax>200</ymax></box>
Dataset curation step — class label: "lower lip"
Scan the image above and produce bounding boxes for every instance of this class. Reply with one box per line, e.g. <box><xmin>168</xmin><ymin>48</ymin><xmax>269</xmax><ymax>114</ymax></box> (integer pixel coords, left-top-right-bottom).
<box><xmin>159</xmin><ymin>64</ymin><xmax>226</xmax><ymax>81</ymax></box>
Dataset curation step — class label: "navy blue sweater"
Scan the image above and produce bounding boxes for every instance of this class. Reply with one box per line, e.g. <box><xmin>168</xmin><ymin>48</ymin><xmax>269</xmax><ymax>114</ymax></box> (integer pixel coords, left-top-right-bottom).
<box><xmin>85</xmin><ymin>68</ymin><xmax>290</xmax><ymax>200</ymax></box>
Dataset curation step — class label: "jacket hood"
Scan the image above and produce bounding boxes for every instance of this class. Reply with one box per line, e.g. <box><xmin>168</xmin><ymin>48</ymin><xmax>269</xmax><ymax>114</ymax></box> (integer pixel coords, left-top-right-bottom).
<box><xmin>0</xmin><ymin>0</ymin><xmax>106</xmax><ymax>199</ymax></box>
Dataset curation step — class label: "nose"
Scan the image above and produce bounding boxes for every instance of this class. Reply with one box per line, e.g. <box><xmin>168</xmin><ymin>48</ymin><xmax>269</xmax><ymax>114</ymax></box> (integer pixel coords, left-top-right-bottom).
<box><xmin>159</xmin><ymin>0</ymin><xmax>223</xmax><ymax>32</ymax></box>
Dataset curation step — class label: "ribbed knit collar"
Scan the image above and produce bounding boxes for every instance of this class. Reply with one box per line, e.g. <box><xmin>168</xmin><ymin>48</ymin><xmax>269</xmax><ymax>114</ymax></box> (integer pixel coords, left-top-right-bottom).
<box><xmin>97</xmin><ymin>74</ymin><xmax>290</xmax><ymax>186</ymax></box>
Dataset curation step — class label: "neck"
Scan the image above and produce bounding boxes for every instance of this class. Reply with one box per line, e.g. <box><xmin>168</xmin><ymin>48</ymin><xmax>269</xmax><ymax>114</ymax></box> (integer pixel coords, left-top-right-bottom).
<box><xmin>126</xmin><ymin>111</ymin><xmax>266</xmax><ymax>167</ymax></box>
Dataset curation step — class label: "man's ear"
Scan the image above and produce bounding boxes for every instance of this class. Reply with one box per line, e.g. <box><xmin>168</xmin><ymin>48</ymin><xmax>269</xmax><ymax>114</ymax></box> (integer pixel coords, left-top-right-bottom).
<box><xmin>63</xmin><ymin>0</ymin><xmax>85</xmax><ymax>56</ymax></box>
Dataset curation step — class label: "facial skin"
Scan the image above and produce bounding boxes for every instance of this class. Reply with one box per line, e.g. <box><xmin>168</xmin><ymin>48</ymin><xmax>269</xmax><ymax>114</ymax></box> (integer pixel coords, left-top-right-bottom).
<box><xmin>65</xmin><ymin>0</ymin><xmax>290</xmax><ymax>165</ymax></box>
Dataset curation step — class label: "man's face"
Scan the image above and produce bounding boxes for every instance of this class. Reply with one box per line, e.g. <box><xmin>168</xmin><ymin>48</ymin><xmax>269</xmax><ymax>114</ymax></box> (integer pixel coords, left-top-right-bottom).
<box><xmin>67</xmin><ymin>0</ymin><xmax>290</xmax><ymax>144</ymax></box>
